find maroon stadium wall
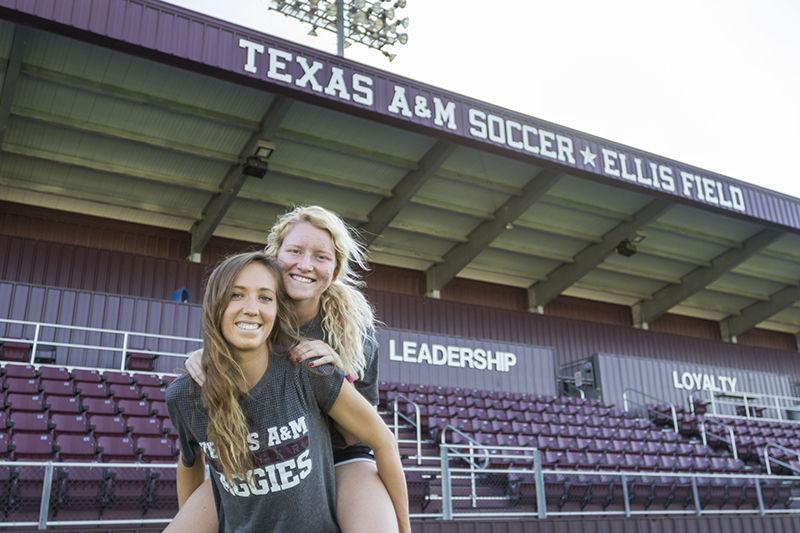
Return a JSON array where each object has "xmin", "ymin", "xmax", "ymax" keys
[
  {"xmin": 3, "ymin": 279, "xmax": 800, "ymax": 391},
  {"xmin": 2, "ymin": 201, "xmax": 797, "ymax": 354}
]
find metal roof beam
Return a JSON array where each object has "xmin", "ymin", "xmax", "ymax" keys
[
  {"xmin": 527, "ymin": 199, "xmax": 672, "ymax": 310},
  {"xmin": 189, "ymin": 97, "xmax": 292, "ymax": 259},
  {"xmin": 2, "ymin": 141, "xmax": 218, "ymax": 192},
  {"xmin": 12, "ymin": 105, "xmax": 238, "ymax": 163},
  {"xmin": 0, "ymin": 25, "xmax": 28, "ymax": 145},
  {"xmin": 425, "ymin": 169, "xmax": 562, "ymax": 295},
  {"xmin": 633, "ymin": 228, "xmax": 783, "ymax": 325},
  {"xmin": 360, "ymin": 140, "xmax": 455, "ymax": 246},
  {"xmin": 721, "ymin": 284, "xmax": 800, "ymax": 340},
  {"xmin": 23, "ymin": 64, "xmax": 259, "ymax": 131}
]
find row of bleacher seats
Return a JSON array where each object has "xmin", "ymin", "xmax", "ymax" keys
[
  {"xmin": 2, "ymin": 432, "xmax": 176, "ymax": 463},
  {"xmin": 1, "ymin": 364, "xmax": 180, "ymax": 467},
  {"xmin": 4, "ymin": 393, "xmax": 170, "ymax": 418}
]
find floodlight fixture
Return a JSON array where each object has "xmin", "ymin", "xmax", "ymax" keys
[
  {"xmin": 270, "ymin": 0, "xmax": 410, "ymax": 58},
  {"xmin": 243, "ymin": 140, "xmax": 276, "ymax": 179}
]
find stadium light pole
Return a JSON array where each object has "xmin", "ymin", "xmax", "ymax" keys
[{"xmin": 270, "ymin": 0, "xmax": 410, "ymax": 60}]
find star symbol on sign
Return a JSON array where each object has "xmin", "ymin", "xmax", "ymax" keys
[{"xmin": 580, "ymin": 146, "xmax": 597, "ymax": 167}]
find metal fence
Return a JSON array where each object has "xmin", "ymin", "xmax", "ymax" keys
[
  {"xmin": 428, "ymin": 444, "xmax": 800, "ymax": 520},
  {"xmin": 0, "ymin": 317, "xmax": 201, "ymax": 373},
  {"xmin": 0, "ymin": 460, "xmax": 177, "ymax": 530}
]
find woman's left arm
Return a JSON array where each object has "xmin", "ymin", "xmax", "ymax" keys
[{"xmin": 328, "ymin": 382, "xmax": 411, "ymax": 533}]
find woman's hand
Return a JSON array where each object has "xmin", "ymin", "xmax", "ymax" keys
[
  {"xmin": 289, "ymin": 339, "xmax": 344, "ymax": 369},
  {"xmin": 184, "ymin": 349, "xmax": 206, "ymax": 386}
]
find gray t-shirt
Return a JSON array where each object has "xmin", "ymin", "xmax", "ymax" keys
[
  {"xmin": 300, "ymin": 315, "xmax": 379, "ymax": 451},
  {"xmin": 166, "ymin": 352, "xmax": 345, "ymax": 533}
]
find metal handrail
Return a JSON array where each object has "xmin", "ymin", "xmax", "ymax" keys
[
  {"xmin": 439, "ymin": 425, "xmax": 491, "ymax": 470},
  {"xmin": 392, "ymin": 393, "xmax": 422, "ymax": 465},
  {"xmin": 623, "ymin": 388, "xmax": 679, "ymax": 432},
  {"xmin": 699, "ymin": 419, "xmax": 738, "ymax": 460},
  {"xmin": 694, "ymin": 388, "xmax": 800, "ymax": 422},
  {"xmin": 0, "ymin": 460, "xmax": 177, "ymax": 530},
  {"xmin": 435, "ymin": 443, "xmax": 800, "ymax": 520},
  {"xmin": 0, "ymin": 317, "xmax": 201, "ymax": 371},
  {"xmin": 763, "ymin": 442, "xmax": 800, "ymax": 476}
]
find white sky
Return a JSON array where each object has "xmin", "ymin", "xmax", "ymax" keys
[{"xmin": 164, "ymin": 0, "xmax": 800, "ymax": 199}]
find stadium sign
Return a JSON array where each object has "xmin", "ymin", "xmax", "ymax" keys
[
  {"xmin": 238, "ymin": 37, "xmax": 749, "ymax": 215},
  {"xmin": 387, "ymin": 338, "xmax": 517, "ymax": 373},
  {"xmin": 377, "ymin": 328, "xmax": 556, "ymax": 394},
  {"xmin": 671, "ymin": 370, "xmax": 737, "ymax": 393}
]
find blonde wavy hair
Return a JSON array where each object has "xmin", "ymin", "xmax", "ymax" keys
[
  {"xmin": 265, "ymin": 205, "xmax": 375, "ymax": 379},
  {"xmin": 200, "ymin": 252, "xmax": 299, "ymax": 482}
]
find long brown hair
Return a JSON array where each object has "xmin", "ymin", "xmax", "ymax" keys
[
  {"xmin": 264, "ymin": 205, "xmax": 375, "ymax": 378},
  {"xmin": 200, "ymin": 252, "xmax": 298, "ymax": 482}
]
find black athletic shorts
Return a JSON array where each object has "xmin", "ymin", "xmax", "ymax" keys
[{"xmin": 333, "ymin": 443, "xmax": 375, "ymax": 466}]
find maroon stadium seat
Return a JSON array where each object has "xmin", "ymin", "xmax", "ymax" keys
[
  {"xmin": 161, "ymin": 418, "xmax": 177, "ymax": 440},
  {"xmin": 55, "ymin": 434, "xmax": 97, "ymax": 461},
  {"xmin": 2, "ymin": 364, "xmax": 37, "ymax": 379},
  {"xmin": 137, "ymin": 436, "xmax": 175, "ymax": 462},
  {"xmin": 102, "ymin": 371, "xmax": 133, "ymax": 385},
  {"xmin": 2, "ymin": 377, "xmax": 40, "ymax": 394},
  {"xmin": 161, "ymin": 375, "xmax": 177, "ymax": 385},
  {"xmin": 40, "ymin": 379, "xmax": 75, "ymax": 396},
  {"xmin": 53, "ymin": 468, "xmax": 110, "ymax": 519},
  {"xmin": 7, "ymin": 466, "xmax": 47, "ymax": 520},
  {"xmin": 151, "ymin": 401, "xmax": 169, "ymax": 419},
  {"xmin": 97, "ymin": 436, "xmax": 138, "ymax": 462},
  {"xmin": 8, "ymin": 411, "xmax": 50, "ymax": 432},
  {"xmin": 38, "ymin": 366, "xmax": 70, "ymax": 382},
  {"xmin": 140, "ymin": 385, "xmax": 166, "ymax": 401},
  {"xmin": 108, "ymin": 384, "xmax": 142, "ymax": 400},
  {"xmin": 128, "ymin": 416, "xmax": 162, "ymax": 437},
  {"xmin": 83, "ymin": 397, "xmax": 117, "ymax": 415},
  {"xmin": 89, "ymin": 414, "xmax": 127, "ymax": 436},
  {"xmin": 597, "ymin": 452, "xmax": 622, "ymax": 470},
  {"xmin": 49, "ymin": 395, "xmax": 83, "ymax": 414},
  {"xmin": 0, "ymin": 342, "xmax": 30, "ymax": 362},
  {"xmin": 51, "ymin": 413, "xmax": 89, "ymax": 435},
  {"xmin": 117, "ymin": 399, "xmax": 152, "ymax": 417},
  {"xmin": 71, "ymin": 368, "xmax": 103, "ymax": 383},
  {"xmin": 132, "ymin": 373, "xmax": 163, "ymax": 387},
  {"xmin": 76, "ymin": 382, "xmax": 110, "ymax": 398},
  {"xmin": 5, "ymin": 392, "xmax": 46, "ymax": 411},
  {"xmin": 149, "ymin": 467, "xmax": 177, "ymax": 512},
  {"xmin": 641, "ymin": 454, "xmax": 659, "ymax": 470},
  {"xmin": 11, "ymin": 432, "xmax": 54, "ymax": 460}
]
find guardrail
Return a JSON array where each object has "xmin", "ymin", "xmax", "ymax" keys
[
  {"xmin": 435, "ymin": 444, "xmax": 800, "ymax": 519},
  {"xmin": 0, "ymin": 317, "xmax": 200, "ymax": 372},
  {"xmin": 392, "ymin": 393, "xmax": 423, "ymax": 465},
  {"xmin": 700, "ymin": 419, "xmax": 739, "ymax": 460},
  {"xmin": 0, "ymin": 460, "xmax": 177, "ymax": 530},
  {"xmin": 692, "ymin": 389, "xmax": 800, "ymax": 423},
  {"xmin": 764, "ymin": 443, "xmax": 800, "ymax": 476},
  {"xmin": 623, "ymin": 388, "xmax": 679, "ymax": 432}
]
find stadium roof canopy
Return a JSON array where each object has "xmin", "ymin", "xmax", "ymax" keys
[{"xmin": 1, "ymin": 0, "xmax": 799, "ymax": 339}]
